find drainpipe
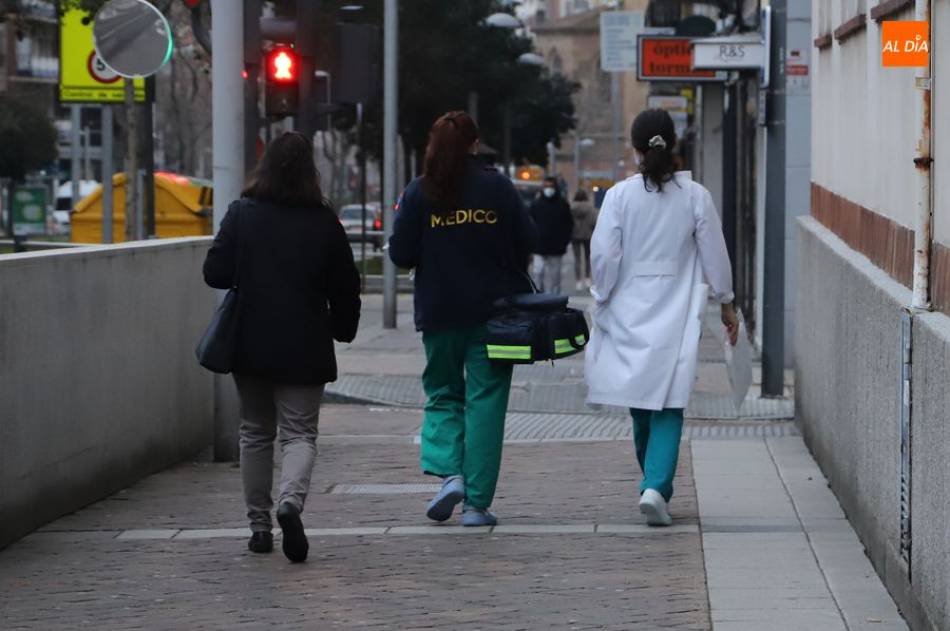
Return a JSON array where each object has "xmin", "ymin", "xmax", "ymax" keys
[{"xmin": 911, "ymin": 0, "xmax": 933, "ymax": 311}]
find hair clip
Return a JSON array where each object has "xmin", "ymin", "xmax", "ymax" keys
[{"xmin": 648, "ymin": 135, "xmax": 667, "ymax": 149}]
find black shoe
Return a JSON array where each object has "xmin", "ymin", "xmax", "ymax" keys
[
  {"xmin": 248, "ymin": 531, "xmax": 273, "ymax": 553},
  {"xmin": 276, "ymin": 502, "xmax": 309, "ymax": 563}
]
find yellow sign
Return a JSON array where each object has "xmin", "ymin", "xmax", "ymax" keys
[{"xmin": 59, "ymin": 9, "xmax": 146, "ymax": 103}]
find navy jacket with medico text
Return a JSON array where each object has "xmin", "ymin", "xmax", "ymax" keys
[{"xmin": 388, "ymin": 158, "xmax": 539, "ymax": 332}]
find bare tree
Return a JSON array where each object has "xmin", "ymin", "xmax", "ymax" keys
[{"xmin": 155, "ymin": 2, "xmax": 211, "ymax": 177}]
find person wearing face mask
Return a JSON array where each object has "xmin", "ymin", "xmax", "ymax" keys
[{"xmin": 528, "ymin": 177, "xmax": 573, "ymax": 294}]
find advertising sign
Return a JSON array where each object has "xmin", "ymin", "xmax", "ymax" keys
[
  {"xmin": 600, "ymin": 11, "xmax": 644, "ymax": 72},
  {"xmin": 637, "ymin": 36, "xmax": 726, "ymax": 82},
  {"xmin": 59, "ymin": 8, "xmax": 146, "ymax": 103},
  {"xmin": 12, "ymin": 186, "xmax": 47, "ymax": 236},
  {"xmin": 692, "ymin": 36, "xmax": 767, "ymax": 70}
]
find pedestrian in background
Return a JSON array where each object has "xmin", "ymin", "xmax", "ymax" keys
[
  {"xmin": 529, "ymin": 176, "xmax": 573, "ymax": 294},
  {"xmin": 570, "ymin": 188, "xmax": 598, "ymax": 291},
  {"xmin": 389, "ymin": 111, "xmax": 538, "ymax": 527},
  {"xmin": 203, "ymin": 132, "xmax": 361, "ymax": 562},
  {"xmin": 585, "ymin": 109, "xmax": 738, "ymax": 527}
]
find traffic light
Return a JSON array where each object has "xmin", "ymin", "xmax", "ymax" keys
[{"xmin": 264, "ymin": 46, "xmax": 299, "ymax": 117}]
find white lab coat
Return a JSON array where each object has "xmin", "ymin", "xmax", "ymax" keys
[{"xmin": 585, "ymin": 172, "xmax": 734, "ymax": 411}]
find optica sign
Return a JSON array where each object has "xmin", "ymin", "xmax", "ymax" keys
[{"xmin": 637, "ymin": 36, "xmax": 726, "ymax": 82}]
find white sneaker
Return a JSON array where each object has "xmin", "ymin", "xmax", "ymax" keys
[{"xmin": 639, "ymin": 489, "xmax": 673, "ymax": 527}]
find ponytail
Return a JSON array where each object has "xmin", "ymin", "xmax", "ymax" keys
[
  {"xmin": 631, "ymin": 108, "xmax": 677, "ymax": 192},
  {"xmin": 422, "ymin": 111, "xmax": 479, "ymax": 206}
]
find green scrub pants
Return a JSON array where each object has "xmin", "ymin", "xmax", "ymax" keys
[
  {"xmin": 421, "ymin": 326, "xmax": 513, "ymax": 509},
  {"xmin": 631, "ymin": 408, "xmax": 684, "ymax": 502}
]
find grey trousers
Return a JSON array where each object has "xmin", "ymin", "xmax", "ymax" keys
[
  {"xmin": 234, "ymin": 375, "xmax": 325, "ymax": 533},
  {"xmin": 532, "ymin": 254, "xmax": 563, "ymax": 294}
]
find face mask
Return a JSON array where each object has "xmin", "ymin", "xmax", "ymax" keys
[{"xmin": 543, "ymin": 187, "xmax": 556, "ymax": 198}]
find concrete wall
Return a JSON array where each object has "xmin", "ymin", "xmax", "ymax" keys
[
  {"xmin": 935, "ymin": 0, "xmax": 950, "ymax": 248},
  {"xmin": 811, "ymin": 1, "xmax": 918, "ymax": 231},
  {"xmin": 910, "ymin": 311, "xmax": 950, "ymax": 627},
  {"xmin": 0, "ymin": 238, "xmax": 215, "ymax": 548},
  {"xmin": 796, "ymin": 216, "xmax": 940, "ymax": 631}
]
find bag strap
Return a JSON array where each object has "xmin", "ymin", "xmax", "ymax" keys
[{"xmin": 499, "ymin": 200, "xmax": 539, "ymax": 297}]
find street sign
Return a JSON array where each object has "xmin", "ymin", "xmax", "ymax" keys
[
  {"xmin": 692, "ymin": 36, "xmax": 767, "ymax": 70},
  {"xmin": 599, "ymin": 11, "xmax": 644, "ymax": 72},
  {"xmin": 637, "ymin": 36, "xmax": 726, "ymax": 82},
  {"xmin": 93, "ymin": 0, "xmax": 174, "ymax": 78},
  {"xmin": 12, "ymin": 186, "xmax": 47, "ymax": 236},
  {"xmin": 59, "ymin": 8, "xmax": 145, "ymax": 103}
]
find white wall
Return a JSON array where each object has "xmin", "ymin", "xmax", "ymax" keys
[
  {"xmin": 0, "ymin": 239, "xmax": 215, "ymax": 548},
  {"xmin": 811, "ymin": 2, "xmax": 918, "ymax": 230}
]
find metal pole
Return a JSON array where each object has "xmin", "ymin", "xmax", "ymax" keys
[
  {"xmin": 82, "ymin": 128, "xmax": 91, "ymax": 180},
  {"xmin": 762, "ymin": 0, "xmax": 787, "ymax": 397},
  {"xmin": 695, "ymin": 84, "xmax": 704, "ymax": 182},
  {"xmin": 142, "ymin": 76, "xmax": 156, "ymax": 238},
  {"xmin": 382, "ymin": 0, "xmax": 398, "ymax": 328},
  {"xmin": 358, "ymin": 102, "xmax": 367, "ymax": 292},
  {"xmin": 722, "ymin": 82, "xmax": 738, "ymax": 265},
  {"xmin": 211, "ymin": 0, "xmax": 246, "ymax": 462},
  {"xmin": 244, "ymin": 62, "xmax": 259, "ymax": 172},
  {"xmin": 70, "ymin": 105, "xmax": 81, "ymax": 209},
  {"xmin": 911, "ymin": 0, "xmax": 933, "ymax": 311},
  {"xmin": 102, "ymin": 106, "xmax": 114, "ymax": 244},
  {"xmin": 610, "ymin": 71, "xmax": 621, "ymax": 182},
  {"xmin": 123, "ymin": 79, "xmax": 138, "ymax": 241}
]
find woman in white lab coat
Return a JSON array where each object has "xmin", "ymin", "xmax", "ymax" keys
[{"xmin": 585, "ymin": 109, "xmax": 739, "ymax": 527}]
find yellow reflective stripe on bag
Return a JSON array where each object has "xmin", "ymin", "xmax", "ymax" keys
[
  {"xmin": 553, "ymin": 335, "xmax": 588, "ymax": 355},
  {"xmin": 487, "ymin": 345, "xmax": 532, "ymax": 360}
]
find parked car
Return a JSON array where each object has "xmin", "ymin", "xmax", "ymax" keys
[
  {"xmin": 337, "ymin": 202, "xmax": 383, "ymax": 249},
  {"xmin": 54, "ymin": 180, "xmax": 99, "ymax": 235}
]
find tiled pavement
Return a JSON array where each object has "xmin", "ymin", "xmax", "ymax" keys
[
  {"xmin": 1, "ymin": 406, "xmax": 711, "ymax": 630},
  {"xmin": 0, "ymin": 295, "xmax": 905, "ymax": 630}
]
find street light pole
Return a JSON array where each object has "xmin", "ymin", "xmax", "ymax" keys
[
  {"xmin": 211, "ymin": 0, "xmax": 246, "ymax": 461},
  {"xmin": 382, "ymin": 0, "xmax": 399, "ymax": 328}
]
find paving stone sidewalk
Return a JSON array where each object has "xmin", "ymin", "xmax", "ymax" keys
[
  {"xmin": 0, "ymin": 298, "xmax": 904, "ymax": 630},
  {"xmin": 0, "ymin": 405, "xmax": 711, "ymax": 630}
]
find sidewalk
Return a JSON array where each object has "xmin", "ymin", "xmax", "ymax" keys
[{"xmin": 0, "ymin": 298, "xmax": 905, "ymax": 630}]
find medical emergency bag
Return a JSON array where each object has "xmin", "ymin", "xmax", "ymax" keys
[{"xmin": 486, "ymin": 291, "xmax": 590, "ymax": 364}]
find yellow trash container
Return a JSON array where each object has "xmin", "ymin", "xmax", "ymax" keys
[{"xmin": 71, "ymin": 172, "xmax": 214, "ymax": 244}]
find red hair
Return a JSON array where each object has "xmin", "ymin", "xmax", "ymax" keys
[{"xmin": 422, "ymin": 111, "xmax": 478, "ymax": 206}]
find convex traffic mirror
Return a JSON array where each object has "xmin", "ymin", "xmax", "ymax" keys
[{"xmin": 93, "ymin": 0, "xmax": 173, "ymax": 78}]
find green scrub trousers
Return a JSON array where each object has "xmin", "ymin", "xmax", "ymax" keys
[
  {"xmin": 631, "ymin": 408, "xmax": 684, "ymax": 502},
  {"xmin": 421, "ymin": 325, "xmax": 513, "ymax": 509}
]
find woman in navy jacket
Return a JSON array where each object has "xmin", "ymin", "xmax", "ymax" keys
[{"xmin": 389, "ymin": 111, "xmax": 537, "ymax": 527}]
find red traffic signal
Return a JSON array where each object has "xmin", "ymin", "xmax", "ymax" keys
[{"xmin": 267, "ymin": 47, "xmax": 298, "ymax": 84}]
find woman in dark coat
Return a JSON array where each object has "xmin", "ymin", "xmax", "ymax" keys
[
  {"xmin": 203, "ymin": 131, "xmax": 361, "ymax": 562},
  {"xmin": 388, "ymin": 111, "xmax": 538, "ymax": 527}
]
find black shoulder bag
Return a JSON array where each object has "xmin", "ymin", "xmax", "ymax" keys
[
  {"xmin": 485, "ymin": 206, "xmax": 589, "ymax": 364},
  {"xmin": 195, "ymin": 204, "xmax": 243, "ymax": 373}
]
